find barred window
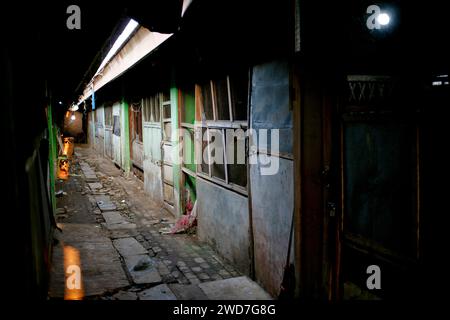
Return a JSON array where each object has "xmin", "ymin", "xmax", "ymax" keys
[
  {"xmin": 196, "ymin": 70, "xmax": 249, "ymax": 192},
  {"xmin": 104, "ymin": 106, "xmax": 113, "ymax": 126},
  {"xmin": 142, "ymin": 95, "xmax": 161, "ymax": 123},
  {"xmin": 113, "ymin": 115, "xmax": 120, "ymax": 136},
  {"xmin": 130, "ymin": 102, "xmax": 143, "ymax": 143}
]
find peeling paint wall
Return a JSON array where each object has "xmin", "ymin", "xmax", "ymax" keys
[
  {"xmin": 197, "ymin": 178, "xmax": 251, "ymax": 274},
  {"xmin": 249, "ymin": 60, "xmax": 294, "ymax": 297}
]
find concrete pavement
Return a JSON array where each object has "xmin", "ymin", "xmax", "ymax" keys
[{"xmin": 48, "ymin": 145, "xmax": 272, "ymax": 300}]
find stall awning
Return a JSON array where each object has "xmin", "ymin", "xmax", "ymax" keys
[{"xmin": 78, "ymin": 24, "xmax": 172, "ymax": 104}]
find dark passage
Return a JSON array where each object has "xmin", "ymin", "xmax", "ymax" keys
[{"xmin": 2, "ymin": 0, "xmax": 448, "ymax": 304}]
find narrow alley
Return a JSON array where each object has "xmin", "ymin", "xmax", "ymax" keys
[
  {"xmin": 48, "ymin": 145, "xmax": 270, "ymax": 300},
  {"xmin": 3, "ymin": 0, "xmax": 449, "ymax": 310}
]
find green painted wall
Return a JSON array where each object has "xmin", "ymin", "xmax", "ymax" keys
[
  {"xmin": 183, "ymin": 90, "xmax": 195, "ymax": 124},
  {"xmin": 121, "ymin": 99, "xmax": 131, "ymax": 173},
  {"xmin": 181, "ymin": 86, "xmax": 197, "ymax": 211},
  {"xmin": 182, "ymin": 88, "xmax": 196, "ymax": 174},
  {"xmin": 183, "ymin": 128, "xmax": 196, "ymax": 173},
  {"xmin": 170, "ymin": 84, "xmax": 181, "ymax": 216},
  {"xmin": 46, "ymin": 104, "xmax": 57, "ymax": 214},
  {"xmin": 185, "ymin": 175, "xmax": 196, "ymax": 204}
]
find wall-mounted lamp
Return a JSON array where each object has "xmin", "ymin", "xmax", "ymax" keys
[
  {"xmin": 366, "ymin": 5, "xmax": 392, "ymax": 30},
  {"xmin": 377, "ymin": 13, "xmax": 390, "ymax": 26}
]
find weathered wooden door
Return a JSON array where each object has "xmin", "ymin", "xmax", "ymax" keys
[
  {"xmin": 104, "ymin": 106, "xmax": 113, "ymax": 159},
  {"xmin": 112, "ymin": 102, "xmax": 122, "ymax": 167},
  {"xmin": 129, "ymin": 101, "xmax": 144, "ymax": 179},
  {"xmin": 335, "ymin": 75, "xmax": 421, "ymax": 299},
  {"xmin": 95, "ymin": 107, "xmax": 105, "ymax": 155},
  {"xmin": 160, "ymin": 94, "xmax": 174, "ymax": 213}
]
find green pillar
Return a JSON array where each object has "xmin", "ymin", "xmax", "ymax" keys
[
  {"xmin": 121, "ymin": 98, "xmax": 131, "ymax": 173},
  {"xmin": 170, "ymin": 70, "xmax": 181, "ymax": 217},
  {"xmin": 47, "ymin": 103, "xmax": 57, "ymax": 214}
]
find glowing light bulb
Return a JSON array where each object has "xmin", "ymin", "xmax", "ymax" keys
[{"xmin": 377, "ymin": 13, "xmax": 390, "ymax": 26}]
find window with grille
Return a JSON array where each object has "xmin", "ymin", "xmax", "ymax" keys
[
  {"xmin": 196, "ymin": 70, "xmax": 249, "ymax": 193},
  {"xmin": 104, "ymin": 107, "xmax": 113, "ymax": 126},
  {"xmin": 142, "ymin": 95, "xmax": 162, "ymax": 124},
  {"xmin": 113, "ymin": 115, "xmax": 120, "ymax": 136},
  {"xmin": 131, "ymin": 102, "xmax": 143, "ymax": 143}
]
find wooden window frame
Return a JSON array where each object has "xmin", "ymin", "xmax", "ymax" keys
[
  {"xmin": 142, "ymin": 95, "xmax": 162, "ymax": 125},
  {"xmin": 104, "ymin": 106, "xmax": 113, "ymax": 127},
  {"xmin": 194, "ymin": 71, "xmax": 250, "ymax": 195},
  {"xmin": 162, "ymin": 100, "xmax": 172, "ymax": 142},
  {"xmin": 131, "ymin": 102, "xmax": 143, "ymax": 143}
]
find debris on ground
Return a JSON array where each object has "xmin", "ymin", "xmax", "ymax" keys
[
  {"xmin": 159, "ymin": 227, "xmax": 172, "ymax": 234},
  {"xmin": 55, "ymin": 207, "xmax": 67, "ymax": 215},
  {"xmin": 171, "ymin": 200, "xmax": 197, "ymax": 234},
  {"xmin": 133, "ymin": 256, "xmax": 154, "ymax": 271},
  {"xmin": 55, "ymin": 190, "xmax": 67, "ymax": 197},
  {"xmin": 49, "ymin": 146, "xmax": 249, "ymax": 300}
]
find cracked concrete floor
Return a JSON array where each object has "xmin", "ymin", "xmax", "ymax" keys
[{"xmin": 48, "ymin": 145, "xmax": 271, "ymax": 300}]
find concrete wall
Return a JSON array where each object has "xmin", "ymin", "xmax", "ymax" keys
[
  {"xmin": 197, "ymin": 178, "xmax": 251, "ymax": 274},
  {"xmin": 250, "ymin": 157, "xmax": 294, "ymax": 296},
  {"xmin": 249, "ymin": 60, "xmax": 294, "ymax": 297}
]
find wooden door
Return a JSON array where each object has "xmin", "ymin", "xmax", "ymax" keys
[
  {"xmin": 161, "ymin": 94, "xmax": 175, "ymax": 213},
  {"xmin": 112, "ymin": 102, "xmax": 122, "ymax": 167},
  {"xmin": 335, "ymin": 75, "xmax": 421, "ymax": 299},
  {"xmin": 104, "ymin": 106, "xmax": 113, "ymax": 159},
  {"xmin": 129, "ymin": 102, "xmax": 144, "ymax": 177}
]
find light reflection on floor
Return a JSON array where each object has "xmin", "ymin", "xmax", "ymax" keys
[{"xmin": 64, "ymin": 245, "xmax": 84, "ymax": 300}]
